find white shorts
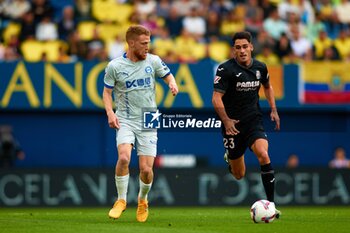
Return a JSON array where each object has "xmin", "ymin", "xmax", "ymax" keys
[{"xmin": 116, "ymin": 120, "xmax": 157, "ymax": 156}]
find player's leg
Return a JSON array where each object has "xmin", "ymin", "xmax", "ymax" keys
[
  {"xmin": 135, "ymin": 130, "xmax": 157, "ymax": 222},
  {"xmin": 251, "ymin": 138, "xmax": 281, "ymax": 218},
  {"xmin": 251, "ymin": 138, "xmax": 274, "ymax": 201},
  {"xmin": 228, "ymin": 155, "xmax": 246, "ymax": 180},
  {"xmin": 109, "ymin": 125, "xmax": 135, "ymax": 219},
  {"xmin": 223, "ymin": 133, "xmax": 246, "ymax": 179}
]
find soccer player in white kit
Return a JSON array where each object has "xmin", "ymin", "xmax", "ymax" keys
[{"xmin": 103, "ymin": 25, "xmax": 178, "ymax": 222}]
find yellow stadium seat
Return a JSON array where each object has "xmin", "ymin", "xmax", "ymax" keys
[
  {"xmin": 208, "ymin": 41, "xmax": 231, "ymax": 62},
  {"xmin": 97, "ymin": 23, "xmax": 121, "ymax": 42},
  {"xmin": 21, "ymin": 40, "xmax": 45, "ymax": 62},
  {"xmin": 3, "ymin": 22, "xmax": 21, "ymax": 44},
  {"xmin": 92, "ymin": 1, "xmax": 133, "ymax": 23},
  {"xmin": 77, "ymin": 21, "xmax": 97, "ymax": 41},
  {"xmin": 43, "ymin": 40, "xmax": 68, "ymax": 62}
]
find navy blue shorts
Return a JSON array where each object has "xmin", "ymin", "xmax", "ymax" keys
[{"xmin": 221, "ymin": 117, "xmax": 268, "ymax": 160}]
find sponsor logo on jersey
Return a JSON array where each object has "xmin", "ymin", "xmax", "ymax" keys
[
  {"xmin": 126, "ymin": 77, "xmax": 151, "ymax": 88},
  {"xmin": 236, "ymin": 81, "xmax": 260, "ymax": 91},
  {"xmin": 214, "ymin": 76, "xmax": 221, "ymax": 84},
  {"xmin": 236, "ymin": 81, "xmax": 260, "ymax": 88},
  {"xmin": 236, "ymin": 72, "xmax": 242, "ymax": 77}
]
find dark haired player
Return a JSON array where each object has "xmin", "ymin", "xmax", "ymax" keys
[{"xmin": 212, "ymin": 31, "xmax": 281, "ymax": 217}]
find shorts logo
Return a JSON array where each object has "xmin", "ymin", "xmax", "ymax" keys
[{"xmin": 143, "ymin": 109, "xmax": 162, "ymax": 129}]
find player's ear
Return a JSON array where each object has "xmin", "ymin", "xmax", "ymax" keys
[{"xmin": 250, "ymin": 43, "xmax": 254, "ymax": 51}]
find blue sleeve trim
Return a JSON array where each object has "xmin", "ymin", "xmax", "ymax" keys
[
  {"xmin": 104, "ymin": 83, "xmax": 114, "ymax": 89},
  {"xmin": 159, "ymin": 72, "xmax": 171, "ymax": 79}
]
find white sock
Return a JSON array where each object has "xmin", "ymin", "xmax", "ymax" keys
[
  {"xmin": 138, "ymin": 179, "xmax": 152, "ymax": 200},
  {"xmin": 115, "ymin": 174, "xmax": 129, "ymax": 201}
]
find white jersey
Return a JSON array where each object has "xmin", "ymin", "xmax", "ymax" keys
[{"xmin": 104, "ymin": 53, "xmax": 171, "ymax": 120}]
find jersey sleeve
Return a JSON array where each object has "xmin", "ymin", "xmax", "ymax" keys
[
  {"xmin": 152, "ymin": 55, "xmax": 171, "ymax": 79},
  {"xmin": 260, "ymin": 63, "xmax": 269, "ymax": 85},
  {"xmin": 213, "ymin": 64, "xmax": 230, "ymax": 93},
  {"xmin": 104, "ymin": 61, "xmax": 116, "ymax": 89}
]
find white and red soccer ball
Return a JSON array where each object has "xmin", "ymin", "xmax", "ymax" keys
[{"xmin": 250, "ymin": 200, "xmax": 276, "ymax": 223}]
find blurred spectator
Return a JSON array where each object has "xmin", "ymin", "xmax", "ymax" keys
[
  {"xmin": 182, "ymin": 6, "xmax": 206, "ymax": 42},
  {"xmin": 134, "ymin": 0, "xmax": 156, "ymax": 21},
  {"xmin": 0, "ymin": 125, "xmax": 25, "ymax": 168},
  {"xmin": 205, "ymin": 10, "xmax": 221, "ymax": 41},
  {"xmin": 286, "ymin": 12, "xmax": 307, "ymax": 41},
  {"xmin": 263, "ymin": 7, "xmax": 288, "ymax": 41},
  {"xmin": 165, "ymin": 6, "xmax": 183, "ymax": 38},
  {"xmin": 35, "ymin": 15, "xmax": 58, "ymax": 41},
  {"xmin": 74, "ymin": 0, "xmax": 91, "ymax": 22},
  {"xmin": 286, "ymin": 153, "xmax": 299, "ymax": 169},
  {"xmin": 67, "ymin": 30, "xmax": 87, "ymax": 60},
  {"xmin": 278, "ymin": 0, "xmax": 300, "ymax": 22},
  {"xmin": 85, "ymin": 28, "xmax": 105, "ymax": 61},
  {"xmin": 275, "ymin": 32, "xmax": 293, "ymax": 62},
  {"xmin": 172, "ymin": 0, "xmax": 199, "ymax": 17},
  {"xmin": 19, "ymin": 11, "xmax": 36, "ymax": 41},
  {"xmin": 152, "ymin": 27, "xmax": 175, "ymax": 60},
  {"xmin": 210, "ymin": 0, "xmax": 233, "ymax": 19},
  {"xmin": 297, "ymin": 0, "xmax": 315, "ymax": 25},
  {"xmin": 142, "ymin": 13, "xmax": 160, "ymax": 37},
  {"xmin": 252, "ymin": 29, "xmax": 275, "ymax": 56},
  {"xmin": 335, "ymin": 0, "xmax": 350, "ymax": 26},
  {"xmin": 244, "ymin": 0, "xmax": 264, "ymax": 38},
  {"xmin": 259, "ymin": 0, "xmax": 276, "ymax": 20},
  {"xmin": 107, "ymin": 34, "xmax": 126, "ymax": 60},
  {"xmin": 30, "ymin": 0, "xmax": 54, "ymax": 24},
  {"xmin": 175, "ymin": 29, "xmax": 204, "ymax": 63},
  {"xmin": 333, "ymin": 28, "xmax": 350, "ymax": 60},
  {"xmin": 57, "ymin": 5, "xmax": 76, "ymax": 41},
  {"xmin": 2, "ymin": 0, "xmax": 31, "ymax": 21},
  {"xmin": 306, "ymin": 12, "xmax": 326, "ymax": 43},
  {"xmin": 156, "ymin": 0, "xmax": 171, "ymax": 18},
  {"xmin": 290, "ymin": 24, "xmax": 312, "ymax": 60},
  {"xmin": 329, "ymin": 147, "xmax": 350, "ymax": 169},
  {"xmin": 313, "ymin": 30, "xmax": 333, "ymax": 59},
  {"xmin": 220, "ymin": 7, "xmax": 245, "ymax": 40},
  {"xmin": 255, "ymin": 44, "xmax": 280, "ymax": 65}
]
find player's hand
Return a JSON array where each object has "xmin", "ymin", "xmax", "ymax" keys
[
  {"xmin": 270, "ymin": 109, "xmax": 280, "ymax": 131},
  {"xmin": 169, "ymin": 81, "xmax": 178, "ymax": 96},
  {"xmin": 108, "ymin": 113, "xmax": 120, "ymax": 129},
  {"xmin": 224, "ymin": 119, "xmax": 240, "ymax": 135}
]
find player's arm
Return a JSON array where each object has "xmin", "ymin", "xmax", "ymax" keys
[
  {"xmin": 212, "ymin": 91, "xmax": 240, "ymax": 135},
  {"xmin": 163, "ymin": 73, "xmax": 178, "ymax": 96},
  {"xmin": 262, "ymin": 81, "xmax": 280, "ymax": 130},
  {"xmin": 103, "ymin": 87, "xmax": 120, "ymax": 129}
]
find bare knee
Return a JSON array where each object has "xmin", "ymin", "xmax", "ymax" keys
[
  {"xmin": 257, "ymin": 151, "xmax": 270, "ymax": 165},
  {"xmin": 117, "ymin": 153, "xmax": 130, "ymax": 167},
  {"xmin": 140, "ymin": 166, "xmax": 153, "ymax": 177}
]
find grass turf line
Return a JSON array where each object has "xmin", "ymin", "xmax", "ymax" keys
[{"xmin": 0, "ymin": 207, "xmax": 349, "ymax": 233}]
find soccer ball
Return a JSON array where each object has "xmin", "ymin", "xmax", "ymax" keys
[{"xmin": 250, "ymin": 200, "xmax": 276, "ymax": 223}]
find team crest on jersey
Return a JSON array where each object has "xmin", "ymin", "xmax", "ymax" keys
[
  {"xmin": 145, "ymin": 66, "xmax": 153, "ymax": 73},
  {"xmin": 214, "ymin": 76, "xmax": 221, "ymax": 84},
  {"xmin": 256, "ymin": 70, "xmax": 261, "ymax": 80}
]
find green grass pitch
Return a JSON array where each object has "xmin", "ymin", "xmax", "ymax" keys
[{"xmin": 0, "ymin": 206, "xmax": 349, "ymax": 233}]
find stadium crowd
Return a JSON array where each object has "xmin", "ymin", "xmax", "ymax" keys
[{"xmin": 1, "ymin": 0, "xmax": 350, "ymax": 63}]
